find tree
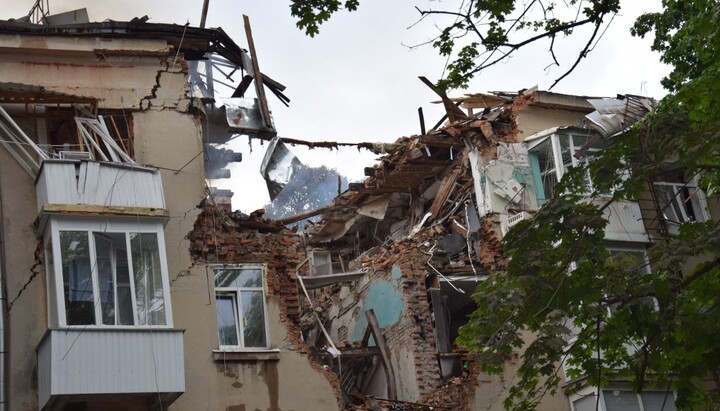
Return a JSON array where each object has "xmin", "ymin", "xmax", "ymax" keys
[
  {"xmin": 290, "ymin": 0, "xmax": 622, "ymax": 89},
  {"xmin": 454, "ymin": 1, "xmax": 720, "ymax": 409},
  {"xmin": 264, "ymin": 165, "xmax": 348, "ymax": 229},
  {"xmin": 291, "ymin": 0, "xmax": 720, "ymax": 409}
]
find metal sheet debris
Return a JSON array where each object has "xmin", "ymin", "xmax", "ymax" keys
[
  {"xmin": 585, "ymin": 95, "xmax": 655, "ymax": 138},
  {"xmin": 260, "ymin": 136, "xmax": 302, "ymax": 200},
  {"xmin": 221, "ymin": 98, "xmax": 274, "ymax": 133}
]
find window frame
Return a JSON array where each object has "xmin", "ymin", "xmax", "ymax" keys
[
  {"xmin": 45, "ymin": 215, "xmax": 173, "ymax": 329},
  {"xmin": 212, "ymin": 264, "xmax": 271, "ymax": 351},
  {"xmin": 569, "ymin": 386, "xmax": 677, "ymax": 411},
  {"xmin": 653, "ymin": 175, "xmax": 709, "ymax": 227},
  {"xmin": 529, "ymin": 130, "xmax": 609, "ymax": 201}
]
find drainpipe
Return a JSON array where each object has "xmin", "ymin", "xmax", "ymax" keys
[{"xmin": 0, "ymin": 170, "xmax": 7, "ymax": 411}]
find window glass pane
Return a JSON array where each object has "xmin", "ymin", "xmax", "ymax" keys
[
  {"xmin": 641, "ymin": 392, "xmax": 677, "ymax": 411},
  {"xmin": 116, "ymin": 248, "xmax": 134, "ymax": 325},
  {"xmin": 130, "ymin": 233, "xmax": 166, "ymax": 325},
  {"xmin": 573, "ymin": 394, "xmax": 598, "ymax": 411},
  {"xmin": 604, "ymin": 390, "xmax": 641, "ymax": 411},
  {"xmin": 689, "ymin": 191, "xmax": 706, "ymax": 222},
  {"xmin": 241, "ymin": 290, "xmax": 267, "ymax": 347},
  {"xmin": 215, "ymin": 268, "xmax": 263, "ymax": 288},
  {"xmin": 95, "ymin": 235, "xmax": 115, "ymax": 325},
  {"xmin": 216, "ymin": 295, "xmax": 239, "ymax": 346},
  {"xmin": 572, "ymin": 134, "xmax": 590, "ymax": 151},
  {"xmin": 560, "ymin": 135, "xmax": 572, "ymax": 173},
  {"xmin": 60, "ymin": 231, "xmax": 94, "ymax": 325},
  {"xmin": 680, "ymin": 186, "xmax": 697, "ymax": 221},
  {"xmin": 654, "ymin": 185, "xmax": 682, "ymax": 223},
  {"xmin": 536, "ymin": 141, "xmax": 558, "ymax": 200}
]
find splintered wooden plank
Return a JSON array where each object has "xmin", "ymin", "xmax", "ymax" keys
[
  {"xmin": 365, "ymin": 309, "xmax": 398, "ymax": 400},
  {"xmin": 418, "ymin": 134, "xmax": 465, "ymax": 148},
  {"xmin": 428, "ymin": 167, "xmax": 462, "ymax": 219},
  {"xmin": 243, "ymin": 15, "xmax": 272, "ymax": 129},
  {"xmin": 418, "ymin": 76, "xmax": 468, "ymax": 124}
]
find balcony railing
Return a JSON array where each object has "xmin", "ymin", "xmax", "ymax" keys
[{"xmin": 35, "ymin": 159, "xmax": 166, "ymax": 213}]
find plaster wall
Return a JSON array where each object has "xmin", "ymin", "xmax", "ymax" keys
[
  {"xmin": 0, "ymin": 48, "xmax": 199, "ymax": 410},
  {"xmin": 0, "ymin": 34, "xmax": 173, "ymax": 109},
  {"xmin": 171, "ymin": 265, "xmax": 339, "ymax": 411},
  {"xmin": 325, "ymin": 263, "xmax": 422, "ymax": 401},
  {"xmin": 0, "ymin": 139, "xmax": 47, "ymax": 411},
  {"xmin": 469, "ymin": 365, "xmax": 571, "ymax": 411},
  {"xmin": 469, "ymin": 332, "xmax": 571, "ymax": 411},
  {"xmin": 516, "ymin": 106, "xmax": 587, "ymax": 141}
]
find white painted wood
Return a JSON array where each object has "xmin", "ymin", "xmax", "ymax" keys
[
  {"xmin": 37, "ymin": 329, "xmax": 184, "ymax": 409},
  {"xmin": 36, "ymin": 160, "xmax": 165, "ymax": 211}
]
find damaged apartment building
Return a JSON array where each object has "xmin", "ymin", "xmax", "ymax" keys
[
  {"xmin": 0, "ymin": 5, "xmax": 714, "ymax": 411},
  {"xmin": 240, "ymin": 88, "xmax": 711, "ymax": 410},
  {"xmin": 0, "ymin": 5, "xmax": 343, "ymax": 411}
]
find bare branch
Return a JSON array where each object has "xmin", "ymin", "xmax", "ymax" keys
[{"xmin": 549, "ymin": 14, "xmax": 605, "ymax": 89}]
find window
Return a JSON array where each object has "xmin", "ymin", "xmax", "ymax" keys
[
  {"xmin": 571, "ymin": 389, "xmax": 676, "ymax": 411},
  {"xmin": 654, "ymin": 170, "xmax": 708, "ymax": 226},
  {"xmin": 47, "ymin": 217, "xmax": 171, "ymax": 327},
  {"xmin": 214, "ymin": 266, "xmax": 268, "ymax": 349},
  {"xmin": 529, "ymin": 130, "xmax": 608, "ymax": 202}
]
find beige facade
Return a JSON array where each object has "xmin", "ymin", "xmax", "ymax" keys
[{"xmin": 0, "ymin": 17, "xmax": 338, "ymax": 411}]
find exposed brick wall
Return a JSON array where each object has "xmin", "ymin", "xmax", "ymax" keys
[
  {"xmin": 394, "ymin": 249, "xmax": 442, "ymax": 395},
  {"xmin": 476, "ymin": 216, "xmax": 506, "ymax": 272},
  {"xmin": 187, "ymin": 204, "xmax": 304, "ymax": 323},
  {"xmin": 324, "ymin": 237, "xmax": 445, "ymax": 397},
  {"xmin": 186, "ymin": 203, "xmax": 342, "ymax": 401}
]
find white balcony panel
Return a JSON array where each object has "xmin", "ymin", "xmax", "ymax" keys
[
  {"xmin": 601, "ymin": 200, "xmax": 649, "ymax": 243},
  {"xmin": 36, "ymin": 160, "xmax": 165, "ymax": 212},
  {"xmin": 38, "ymin": 328, "xmax": 184, "ymax": 410}
]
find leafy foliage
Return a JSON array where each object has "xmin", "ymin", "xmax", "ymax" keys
[
  {"xmin": 290, "ymin": 0, "xmax": 359, "ymax": 37},
  {"xmin": 454, "ymin": 1, "xmax": 720, "ymax": 409},
  {"xmin": 290, "ymin": 0, "xmax": 621, "ymax": 90}
]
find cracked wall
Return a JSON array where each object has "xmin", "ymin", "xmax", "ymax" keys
[
  {"xmin": 182, "ymin": 204, "xmax": 342, "ymax": 411},
  {"xmin": 0, "ymin": 33, "xmax": 206, "ymax": 410}
]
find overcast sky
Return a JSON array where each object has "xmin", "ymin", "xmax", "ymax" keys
[{"xmin": 5, "ymin": 1, "xmax": 669, "ymax": 212}]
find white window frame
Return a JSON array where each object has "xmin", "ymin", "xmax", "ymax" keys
[
  {"xmin": 45, "ymin": 215, "xmax": 173, "ymax": 329},
  {"xmin": 213, "ymin": 264, "xmax": 270, "ymax": 351},
  {"xmin": 570, "ymin": 386, "xmax": 677, "ymax": 411},
  {"xmin": 528, "ymin": 129, "xmax": 616, "ymax": 200},
  {"xmin": 653, "ymin": 175, "xmax": 709, "ymax": 227}
]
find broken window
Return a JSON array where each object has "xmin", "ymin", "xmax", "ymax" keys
[
  {"xmin": 0, "ymin": 103, "xmax": 135, "ymax": 166},
  {"xmin": 48, "ymin": 218, "xmax": 171, "ymax": 327},
  {"xmin": 654, "ymin": 170, "xmax": 708, "ymax": 228},
  {"xmin": 529, "ymin": 130, "xmax": 607, "ymax": 202},
  {"xmin": 214, "ymin": 266, "xmax": 268, "ymax": 349}
]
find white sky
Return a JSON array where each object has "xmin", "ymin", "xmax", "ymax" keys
[{"xmin": 5, "ymin": 1, "xmax": 669, "ymax": 213}]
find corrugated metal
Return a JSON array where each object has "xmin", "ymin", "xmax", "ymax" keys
[
  {"xmin": 38, "ymin": 328, "xmax": 184, "ymax": 409},
  {"xmin": 36, "ymin": 160, "xmax": 165, "ymax": 211},
  {"xmin": 601, "ymin": 200, "xmax": 650, "ymax": 243},
  {"xmin": 37, "ymin": 333, "xmax": 52, "ymax": 408}
]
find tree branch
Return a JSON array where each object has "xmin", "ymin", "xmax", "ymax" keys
[{"xmin": 550, "ymin": 13, "xmax": 605, "ymax": 89}]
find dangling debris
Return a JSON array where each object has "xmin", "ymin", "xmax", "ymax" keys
[{"xmin": 260, "ymin": 136, "xmax": 302, "ymax": 200}]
